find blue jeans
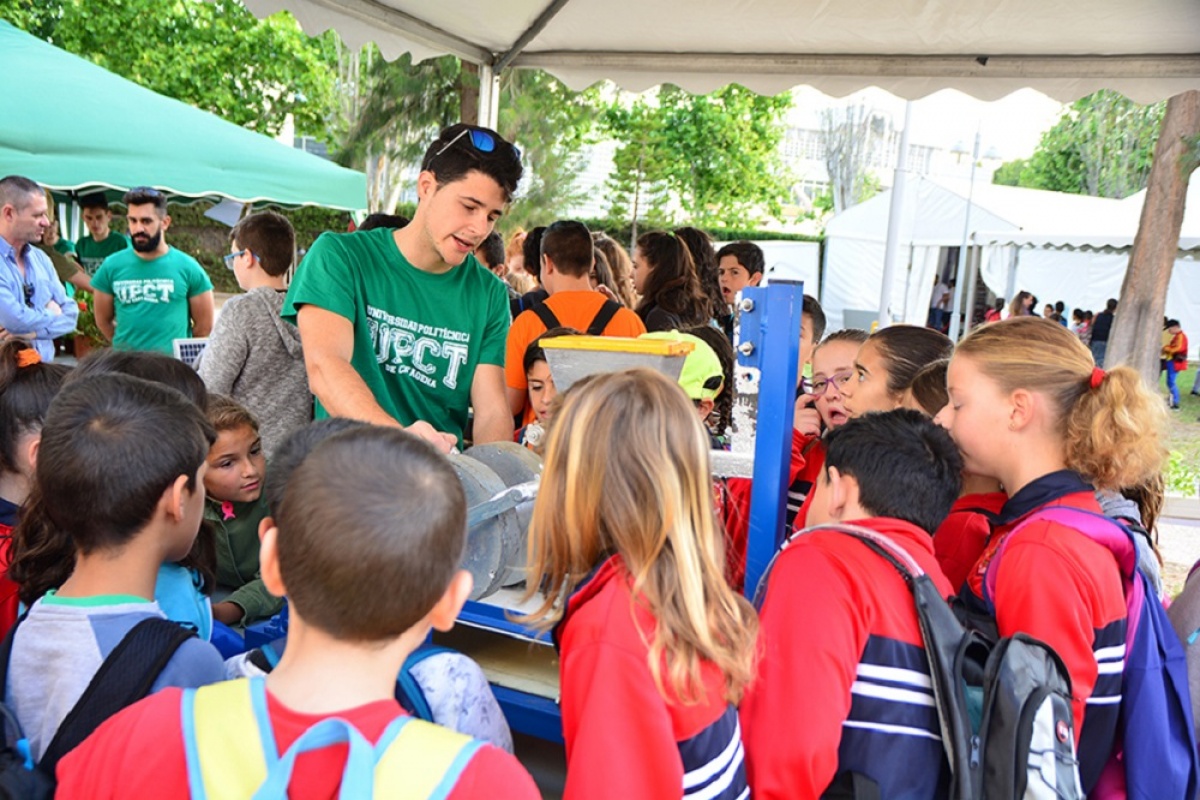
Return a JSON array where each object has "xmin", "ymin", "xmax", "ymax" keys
[
  {"xmin": 1165, "ymin": 360, "xmax": 1180, "ymax": 407},
  {"xmin": 1090, "ymin": 340, "xmax": 1107, "ymax": 368}
]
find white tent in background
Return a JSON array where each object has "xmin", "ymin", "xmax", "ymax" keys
[{"xmin": 821, "ymin": 179, "xmax": 1128, "ymax": 330}]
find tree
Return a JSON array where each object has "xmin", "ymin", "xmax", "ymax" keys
[
  {"xmin": 820, "ymin": 103, "xmax": 890, "ymax": 214},
  {"xmin": 603, "ymin": 84, "xmax": 792, "ymax": 231},
  {"xmin": 601, "ymin": 98, "xmax": 674, "ymax": 242},
  {"xmin": 1106, "ymin": 91, "xmax": 1200, "ymax": 383},
  {"xmin": 991, "ymin": 91, "xmax": 1165, "ymax": 199},
  {"xmin": 1, "ymin": 0, "xmax": 337, "ymax": 138}
]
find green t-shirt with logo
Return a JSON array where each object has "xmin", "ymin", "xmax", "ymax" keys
[
  {"xmin": 53, "ymin": 238, "xmax": 76, "ymax": 256},
  {"xmin": 283, "ymin": 228, "xmax": 510, "ymax": 445},
  {"xmin": 92, "ymin": 246, "xmax": 213, "ymax": 355},
  {"xmin": 76, "ymin": 233, "xmax": 130, "ymax": 275}
]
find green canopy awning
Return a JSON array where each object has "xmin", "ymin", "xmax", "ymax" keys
[{"xmin": 0, "ymin": 20, "xmax": 365, "ymax": 211}]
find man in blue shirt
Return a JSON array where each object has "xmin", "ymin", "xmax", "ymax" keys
[{"xmin": 0, "ymin": 176, "xmax": 78, "ymax": 361}]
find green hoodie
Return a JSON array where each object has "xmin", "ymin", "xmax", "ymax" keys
[{"xmin": 204, "ymin": 496, "xmax": 283, "ymax": 625}]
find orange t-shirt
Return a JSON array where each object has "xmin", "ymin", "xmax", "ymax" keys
[{"xmin": 504, "ymin": 291, "xmax": 646, "ymax": 419}]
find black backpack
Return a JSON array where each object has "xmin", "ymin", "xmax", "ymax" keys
[
  {"xmin": 530, "ymin": 299, "xmax": 622, "ymax": 337},
  {"xmin": 0, "ymin": 616, "xmax": 194, "ymax": 798},
  {"xmin": 755, "ymin": 523, "xmax": 1083, "ymax": 800}
]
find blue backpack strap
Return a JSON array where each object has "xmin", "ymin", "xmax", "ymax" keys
[{"xmin": 395, "ymin": 644, "xmax": 456, "ymax": 722}]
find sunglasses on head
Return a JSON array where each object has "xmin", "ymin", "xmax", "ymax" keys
[
  {"xmin": 432, "ymin": 127, "xmax": 521, "ymax": 161},
  {"xmin": 127, "ymin": 186, "xmax": 165, "ymax": 198}
]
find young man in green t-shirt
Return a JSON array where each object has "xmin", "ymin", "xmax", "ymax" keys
[
  {"xmin": 284, "ymin": 124, "xmax": 523, "ymax": 452},
  {"xmin": 92, "ymin": 187, "xmax": 214, "ymax": 355},
  {"xmin": 75, "ymin": 193, "xmax": 130, "ymax": 276}
]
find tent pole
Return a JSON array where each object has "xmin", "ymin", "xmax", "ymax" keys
[
  {"xmin": 963, "ymin": 243, "xmax": 980, "ymax": 330},
  {"xmin": 877, "ymin": 100, "xmax": 913, "ymax": 329},
  {"xmin": 479, "ymin": 63, "xmax": 501, "ymax": 131},
  {"xmin": 948, "ymin": 129, "xmax": 981, "ymax": 341}
]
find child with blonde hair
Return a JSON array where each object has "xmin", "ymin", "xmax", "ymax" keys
[
  {"xmin": 522, "ymin": 368, "xmax": 757, "ymax": 800},
  {"xmin": 935, "ymin": 316, "xmax": 1169, "ymax": 794}
]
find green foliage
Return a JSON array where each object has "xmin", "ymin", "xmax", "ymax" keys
[
  {"xmin": 991, "ymin": 91, "xmax": 1164, "ymax": 198},
  {"xmin": 603, "ymin": 84, "xmax": 792, "ymax": 230},
  {"xmin": 1166, "ymin": 450, "xmax": 1200, "ymax": 498},
  {"xmin": 571, "ymin": 217, "xmax": 820, "ymax": 248},
  {"xmin": 1, "ymin": 0, "xmax": 335, "ymax": 136}
]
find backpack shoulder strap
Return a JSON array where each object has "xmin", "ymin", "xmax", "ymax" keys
[
  {"xmin": 182, "ymin": 678, "xmax": 274, "ymax": 800},
  {"xmin": 395, "ymin": 645, "xmax": 457, "ymax": 722},
  {"xmin": 530, "ymin": 302, "xmax": 560, "ymax": 331},
  {"xmin": 40, "ymin": 617, "xmax": 195, "ymax": 773},
  {"xmin": 585, "ymin": 300, "xmax": 622, "ymax": 336},
  {"xmin": 374, "ymin": 716, "xmax": 485, "ymax": 800}
]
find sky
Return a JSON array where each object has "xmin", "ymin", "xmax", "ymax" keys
[{"xmin": 787, "ymin": 86, "xmax": 1068, "ymax": 162}]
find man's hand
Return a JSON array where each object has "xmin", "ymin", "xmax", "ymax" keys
[
  {"xmin": 405, "ymin": 420, "xmax": 458, "ymax": 453},
  {"xmin": 0, "ymin": 328, "xmax": 36, "ymax": 343},
  {"xmin": 793, "ymin": 392, "xmax": 822, "ymax": 438}
]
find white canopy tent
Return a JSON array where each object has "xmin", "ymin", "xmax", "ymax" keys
[{"xmin": 245, "ymin": 0, "xmax": 1200, "ymax": 116}]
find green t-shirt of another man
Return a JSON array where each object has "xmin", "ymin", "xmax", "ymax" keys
[
  {"xmin": 283, "ymin": 228, "xmax": 509, "ymax": 446},
  {"xmin": 76, "ymin": 233, "xmax": 130, "ymax": 275},
  {"xmin": 92, "ymin": 247, "xmax": 213, "ymax": 355}
]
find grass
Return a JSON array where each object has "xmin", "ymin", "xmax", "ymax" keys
[{"xmin": 1158, "ymin": 365, "xmax": 1200, "ymax": 498}]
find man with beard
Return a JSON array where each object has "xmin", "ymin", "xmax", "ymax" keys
[
  {"xmin": 92, "ymin": 187, "xmax": 213, "ymax": 354},
  {"xmin": 284, "ymin": 124, "xmax": 523, "ymax": 452},
  {"xmin": 0, "ymin": 175, "xmax": 79, "ymax": 360}
]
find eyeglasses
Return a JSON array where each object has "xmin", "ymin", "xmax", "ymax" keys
[
  {"xmin": 810, "ymin": 370, "xmax": 854, "ymax": 397},
  {"xmin": 22, "ymin": 282, "xmax": 34, "ymax": 309},
  {"xmin": 223, "ymin": 249, "xmax": 254, "ymax": 270},
  {"xmin": 431, "ymin": 127, "xmax": 521, "ymax": 161}
]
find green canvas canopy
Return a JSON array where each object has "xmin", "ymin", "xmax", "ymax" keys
[{"xmin": 0, "ymin": 20, "xmax": 365, "ymax": 211}]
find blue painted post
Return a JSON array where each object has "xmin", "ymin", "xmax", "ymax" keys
[{"xmin": 738, "ymin": 281, "xmax": 804, "ymax": 600}]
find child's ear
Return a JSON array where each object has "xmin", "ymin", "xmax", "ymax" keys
[
  {"xmin": 25, "ymin": 435, "xmax": 40, "ymax": 470},
  {"xmin": 259, "ymin": 523, "xmax": 286, "ymax": 597},
  {"xmin": 697, "ymin": 398, "xmax": 715, "ymax": 420},
  {"xmin": 163, "ymin": 474, "xmax": 192, "ymax": 522},
  {"xmin": 826, "ymin": 466, "xmax": 855, "ymax": 520},
  {"xmin": 749, "ymin": 272, "xmax": 763, "ymax": 287},
  {"xmin": 428, "ymin": 570, "xmax": 473, "ymax": 633}
]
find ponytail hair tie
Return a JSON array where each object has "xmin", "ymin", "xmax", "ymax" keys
[
  {"xmin": 15, "ymin": 349, "xmax": 41, "ymax": 369},
  {"xmin": 1089, "ymin": 366, "xmax": 1106, "ymax": 390}
]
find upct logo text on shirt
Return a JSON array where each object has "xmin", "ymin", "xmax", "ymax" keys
[{"xmin": 367, "ymin": 305, "xmax": 471, "ymax": 390}]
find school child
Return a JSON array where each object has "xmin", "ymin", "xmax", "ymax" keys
[
  {"xmin": 1161, "ymin": 318, "xmax": 1188, "ymax": 409},
  {"xmin": 0, "ymin": 342, "xmax": 68, "ymax": 638},
  {"xmin": 6, "ymin": 373, "xmax": 225, "ymax": 764},
  {"xmin": 741, "ymin": 409, "xmax": 963, "ymax": 799},
  {"xmin": 684, "ymin": 324, "xmax": 735, "ymax": 445},
  {"xmin": 203, "ymin": 394, "xmax": 283, "ymax": 627},
  {"xmin": 797, "ymin": 294, "xmax": 827, "ymax": 394},
  {"xmin": 522, "ymin": 369, "xmax": 757, "ymax": 800},
  {"xmin": 9, "ymin": 348, "xmax": 219, "ymax": 643},
  {"xmin": 56, "ymin": 426, "xmax": 539, "ymax": 798},
  {"xmin": 935, "ymin": 316, "xmax": 1168, "ymax": 794},
  {"xmin": 632, "ymin": 231, "xmax": 711, "ymax": 332},
  {"xmin": 516, "ymin": 326, "xmax": 579, "ymax": 450},
  {"xmin": 226, "ymin": 418, "xmax": 514, "ymax": 752},
  {"xmin": 839, "ymin": 324, "xmax": 953, "ymax": 418},
  {"xmin": 640, "ymin": 330, "xmax": 726, "ymax": 432},
  {"xmin": 196, "ymin": 211, "xmax": 310, "ymax": 459},
  {"xmin": 715, "ymin": 241, "xmax": 764, "ymax": 311}
]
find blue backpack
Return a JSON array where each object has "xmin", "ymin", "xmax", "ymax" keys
[{"xmin": 989, "ymin": 506, "xmax": 1200, "ymax": 800}]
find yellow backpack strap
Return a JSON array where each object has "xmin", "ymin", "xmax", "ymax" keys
[
  {"xmin": 373, "ymin": 717, "xmax": 486, "ymax": 799},
  {"xmin": 181, "ymin": 677, "xmax": 275, "ymax": 800}
]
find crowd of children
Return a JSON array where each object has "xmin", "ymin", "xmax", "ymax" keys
[{"xmin": 1, "ymin": 123, "xmax": 1196, "ymax": 799}]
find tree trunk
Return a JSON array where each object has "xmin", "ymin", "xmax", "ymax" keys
[
  {"xmin": 1106, "ymin": 90, "xmax": 1200, "ymax": 386},
  {"xmin": 459, "ymin": 62, "xmax": 479, "ymax": 125}
]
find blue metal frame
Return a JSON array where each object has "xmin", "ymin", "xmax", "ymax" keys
[
  {"xmin": 738, "ymin": 282, "xmax": 804, "ymax": 600},
  {"xmin": 455, "ymin": 282, "xmax": 805, "ymax": 740}
]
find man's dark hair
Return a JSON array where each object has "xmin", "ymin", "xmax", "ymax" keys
[
  {"xmin": 1055, "ymin": 300, "xmax": 1065, "ymax": 314},
  {"xmin": 231, "ymin": 211, "xmax": 295, "ymax": 277},
  {"xmin": 822, "ymin": 408, "xmax": 962, "ymax": 534},
  {"xmin": 523, "ymin": 326, "xmax": 581, "ymax": 374},
  {"xmin": 78, "ymin": 192, "xmax": 111, "ymax": 211},
  {"xmin": 541, "ymin": 220, "xmax": 593, "ymax": 278},
  {"xmin": 523, "ymin": 226, "xmax": 547, "ymax": 281},
  {"xmin": 1106, "ymin": 298, "xmax": 1118, "ymax": 312},
  {"xmin": 421, "ymin": 123, "xmax": 523, "ymax": 201},
  {"xmin": 0, "ymin": 176, "xmax": 42, "ymax": 209},
  {"xmin": 803, "ymin": 294, "xmax": 827, "ymax": 343},
  {"xmin": 276, "ymin": 427, "xmax": 468, "ymax": 641},
  {"xmin": 357, "ymin": 213, "xmax": 410, "ymax": 232},
  {"xmin": 123, "ymin": 186, "xmax": 168, "ymax": 216},
  {"xmin": 264, "ymin": 418, "xmax": 368, "ymax": 517},
  {"xmin": 33, "ymin": 373, "xmax": 215, "ymax": 556},
  {"xmin": 870, "ymin": 325, "xmax": 953, "ymax": 395},
  {"xmin": 475, "ymin": 231, "xmax": 505, "ymax": 271},
  {"xmin": 715, "ymin": 241, "xmax": 765, "ymax": 276}
]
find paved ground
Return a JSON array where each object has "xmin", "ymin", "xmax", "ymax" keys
[{"xmin": 1159, "ymin": 515, "xmax": 1200, "ymax": 596}]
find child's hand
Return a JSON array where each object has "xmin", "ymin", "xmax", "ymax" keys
[
  {"xmin": 212, "ymin": 601, "xmax": 244, "ymax": 626},
  {"xmin": 793, "ymin": 393, "xmax": 822, "ymax": 438}
]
